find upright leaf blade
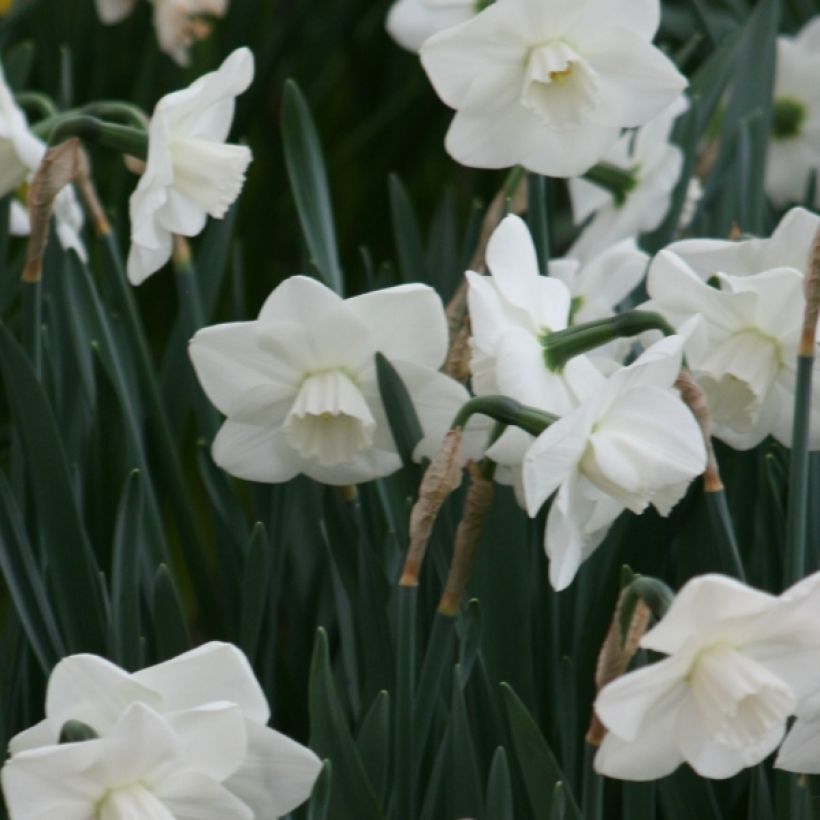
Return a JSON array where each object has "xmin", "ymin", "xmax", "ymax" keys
[
  {"xmin": 0, "ymin": 323, "xmax": 106, "ymax": 654},
  {"xmin": 282, "ymin": 79, "xmax": 344, "ymax": 295}
]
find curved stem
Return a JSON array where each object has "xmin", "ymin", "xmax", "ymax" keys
[
  {"xmin": 543, "ymin": 310, "xmax": 675, "ymax": 371},
  {"xmin": 452, "ymin": 395, "xmax": 558, "ymax": 437},
  {"xmin": 47, "ymin": 115, "xmax": 148, "ymax": 159}
]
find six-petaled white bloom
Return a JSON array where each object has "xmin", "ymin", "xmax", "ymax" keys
[
  {"xmin": 386, "ymin": 0, "xmax": 477, "ymax": 53},
  {"xmin": 189, "ymin": 275, "xmax": 478, "ymax": 485},
  {"xmin": 0, "ymin": 60, "xmax": 88, "ymax": 261},
  {"xmin": 4, "ymin": 642, "xmax": 321, "ymax": 820},
  {"xmin": 765, "ymin": 17, "xmax": 820, "ymax": 208},
  {"xmin": 522, "ymin": 335, "xmax": 706, "ymax": 590},
  {"xmin": 127, "ymin": 46, "xmax": 253, "ymax": 285},
  {"xmin": 568, "ymin": 95, "xmax": 688, "ymax": 259},
  {"xmin": 645, "ymin": 250, "xmax": 820, "ymax": 450},
  {"xmin": 466, "ymin": 214, "xmax": 603, "ymax": 501},
  {"xmin": 595, "ymin": 573, "xmax": 820, "ymax": 780},
  {"xmin": 419, "ymin": 0, "xmax": 687, "ymax": 176},
  {"xmin": 96, "ymin": 0, "xmax": 229, "ymax": 66}
]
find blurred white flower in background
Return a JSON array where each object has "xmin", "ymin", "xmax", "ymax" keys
[
  {"xmin": 386, "ymin": 0, "xmax": 477, "ymax": 53},
  {"xmin": 127, "ymin": 46, "xmax": 253, "ymax": 285},
  {"xmin": 521, "ymin": 335, "xmax": 705, "ymax": 590},
  {"xmin": 568, "ymin": 95, "xmax": 688, "ymax": 259},
  {"xmin": 0, "ymin": 61, "xmax": 87, "ymax": 261},
  {"xmin": 765, "ymin": 17, "xmax": 820, "ymax": 208},
  {"xmin": 3, "ymin": 642, "xmax": 321, "ymax": 820},
  {"xmin": 96, "ymin": 0, "xmax": 229, "ymax": 66},
  {"xmin": 645, "ymin": 248, "xmax": 820, "ymax": 450},
  {"xmin": 419, "ymin": 0, "xmax": 687, "ymax": 176},
  {"xmin": 190, "ymin": 275, "xmax": 477, "ymax": 485},
  {"xmin": 595, "ymin": 573, "xmax": 820, "ymax": 780},
  {"xmin": 9, "ymin": 199, "xmax": 29, "ymax": 235}
]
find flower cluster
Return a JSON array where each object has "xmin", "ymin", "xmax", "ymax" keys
[{"xmin": 96, "ymin": 0, "xmax": 229, "ymax": 66}]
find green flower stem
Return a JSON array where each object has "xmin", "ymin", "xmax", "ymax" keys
[
  {"xmin": 582, "ymin": 161, "xmax": 638, "ymax": 206},
  {"xmin": 46, "ymin": 115, "xmax": 148, "ymax": 159},
  {"xmin": 15, "ymin": 91, "xmax": 58, "ymax": 120},
  {"xmin": 172, "ymin": 240, "xmax": 220, "ymax": 437},
  {"xmin": 97, "ymin": 230, "xmax": 214, "ymax": 629},
  {"xmin": 412, "ymin": 611, "xmax": 457, "ymax": 781},
  {"xmin": 503, "ymin": 165, "xmax": 525, "ymax": 204},
  {"xmin": 395, "ymin": 585, "xmax": 417, "ymax": 820},
  {"xmin": 21, "ymin": 279, "xmax": 42, "ymax": 380},
  {"xmin": 543, "ymin": 311, "xmax": 675, "ymax": 371},
  {"xmin": 705, "ymin": 488, "xmax": 746, "ymax": 581},
  {"xmin": 79, "ymin": 101, "xmax": 148, "ymax": 131},
  {"xmin": 452, "ymin": 395, "xmax": 557, "ymax": 437},
  {"xmin": 784, "ymin": 353, "xmax": 814, "ymax": 585}
]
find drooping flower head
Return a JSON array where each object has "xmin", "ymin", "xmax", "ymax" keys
[
  {"xmin": 521, "ymin": 336, "xmax": 706, "ymax": 589},
  {"xmin": 595, "ymin": 573, "xmax": 820, "ymax": 780},
  {"xmin": 568, "ymin": 95, "xmax": 688, "ymax": 258},
  {"xmin": 189, "ymin": 275, "xmax": 478, "ymax": 485},
  {"xmin": 128, "ymin": 46, "xmax": 253, "ymax": 285},
  {"xmin": 420, "ymin": 0, "xmax": 687, "ymax": 176},
  {"xmin": 96, "ymin": 0, "xmax": 229, "ymax": 66}
]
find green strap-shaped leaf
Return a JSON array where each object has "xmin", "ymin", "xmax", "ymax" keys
[
  {"xmin": 0, "ymin": 322, "xmax": 106, "ymax": 654},
  {"xmin": 110, "ymin": 470, "xmax": 145, "ymax": 672},
  {"xmin": 450, "ymin": 665, "xmax": 484, "ymax": 820},
  {"xmin": 239, "ymin": 522, "xmax": 272, "ymax": 662},
  {"xmin": 388, "ymin": 173, "xmax": 428, "ymax": 284},
  {"xmin": 282, "ymin": 79, "xmax": 344, "ymax": 295},
  {"xmin": 0, "ymin": 471, "xmax": 64, "ymax": 671},
  {"xmin": 486, "ymin": 747, "xmax": 514, "ymax": 820},
  {"xmin": 374, "ymin": 352, "xmax": 423, "ymax": 471},
  {"xmin": 356, "ymin": 690, "xmax": 390, "ymax": 803},
  {"xmin": 308, "ymin": 628, "xmax": 383, "ymax": 820},
  {"xmin": 307, "ymin": 760, "xmax": 333, "ymax": 820},
  {"xmin": 151, "ymin": 565, "xmax": 192, "ymax": 662},
  {"xmin": 501, "ymin": 682, "xmax": 582, "ymax": 820}
]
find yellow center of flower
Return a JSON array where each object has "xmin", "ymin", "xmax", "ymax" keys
[{"xmin": 549, "ymin": 66, "xmax": 574, "ymax": 84}]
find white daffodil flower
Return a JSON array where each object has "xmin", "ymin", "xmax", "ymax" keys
[
  {"xmin": 419, "ymin": 0, "xmax": 687, "ymax": 177},
  {"xmin": 189, "ymin": 275, "xmax": 478, "ymax": 485},
  {"xmin": 466, "ymin": 215, "xmax": 604, "ymax": 502},
  {"xmin": 95, "ymin": 0, "xmax": 137, "ymax": 24},
  {"xmin": 521, "ymin": 335, "xmax": 706, "ymax": 590},
  {"xmin": 650, "ymin": 205, "xmax": 820, "ymax": 282},
  {"xmin": 3, "ymin": 702, "xmax": 255, "ymax": 820},
  {"xmin": 568, "ymin": 95, "xmax": 688, "ymax": 259},
  {"xmin": 386, "ymin": 0, "xmax": 477, "ymax": 53},
  {"xmin": 96, "ymin": 0, "xmax": 228, "ymax": 66},
  {"xmin": 595, "ymin": 573, "xmax": 820, "ymax": 781},
  {"xmin": 0, "ymin": 61, "xmax": 88, "ymax": 262},
  {"xmin": 153, "ymin": 0, "xmax": 229, "ymax": 66},
  {"xmin": 6, "ymin": 642, "xmax": 322, "ymax": 819},
  {"xmin": 467, "ymin": 214, "xmax": 602, "ymax": 411},
  {"xmin": 765, "ymin": 17, "xmax": 820, "ymax": 208},
  {"xmin": 128, "ymin": 46, "xmax": 253, "ymax": 285},
  {"xmin": 645, "ymin": 249, "xmax": 820, "ymax": 450}
]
